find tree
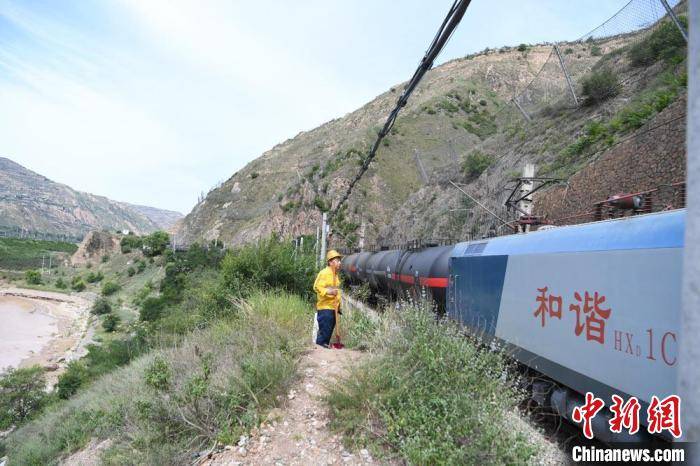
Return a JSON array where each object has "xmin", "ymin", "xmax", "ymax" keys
[
  {"xmin": 91, "ymin": 297, "xmax": 112, "ymax": 315},
  {"xmin": 25, "ymin": 270, "xmax": 42, "ymax": 285},
  {"xmin": 581, "ymin": 68, "xmax": 621, "ymax": 105},
  {"xmin": 461, "ymin": 151, "xmax": 495, "ymax": 179},
  {"xmin": 102, "ymin": 313, "xmax": 120, "ymax": 332},
  {"xmin": 101, "ymin": 281, "xmax": 121, "ymax": 296},
  {"xmin": 0, "ymin": 366, "xmax": 47, "ymax": 429},
  {"xmin": 143, "ymin": 231, "xmax": 170, "ymax": 257}
]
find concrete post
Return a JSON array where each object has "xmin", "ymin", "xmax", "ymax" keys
[
  {"xmin": 518, "ymin": 164, "xmax": 536, "ymax": 232},
  {"xmin": 679, "ymin": 0, "xmax": 698, "ymax": 457}
]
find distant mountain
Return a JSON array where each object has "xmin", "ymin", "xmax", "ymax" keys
[
  {"xmin": 124, "ymin": 203, "xmax": 183, "ymax": 231},
  {"xmin": 0, "ymin": 157, "xmax": 172, "ymax": 240}
]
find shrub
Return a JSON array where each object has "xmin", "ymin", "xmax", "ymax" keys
[
  {"xmin": 101, "ymin": 281, "xmax": 121, "ymax": 296},
  {"xmin": 143, "ymin": 231, "xmax": 170, "ymax": 257},
  {"xmin": 127, "ymin": 267, "xmax": 136, "ymax": 277},
  {"xmin": 250, "ymin": 172, "xmax": 259, "ymax": 179},
  {"xmin": 0, "ymin": 366, "xmax": 47, "ymax": 429},
  {"xmin": 627, "ymin": 17, "xmax": 687, "ymax": 67},
  {"xmin": 25, "ymin": 269, "xmax": 41, "ymax": 285},
  {"xmin": 140, "ymin": 297, "xmax": 165, "ymax": 322},
  {"xmin": 313, "ymin": 196, "xmax": 329, "ymax": 212},
  {"xmin": 590, "ymin": 45, "xmax": 602, "ymax": 56},
  {"xmin": 326, "ymin": 304, "xmax": 536, "ymax": 464},
  {"xmin": 71, "ymin": 277, "xmax": 86, "ymax": 292},
  {"xmin": 102, "ymin": 314, "xmax": 120, "ymax": 332},
  {"xmin": 55, "ymin": 277, "xmax": 67, "ymax": 289},
  {"xmin": 517, "ymin": 43, "xmax": 527, "ymax": 52},
  {"xmin": 101, "ymin": 255, "xmax": 110, "ymax": 263},
  {"xmin": 55, "ymin": 361, "xmax": 88, "ymax": 399},
  {"xmin": 564, "ymin": 47, "xmax": 574, "ymax": 54},
  {"xmin": 581, "ymin": 68, "xmax": 621, "ymax": 105},
  {"xmin": 220, "ymin": 236, "xmax": 316, "ymax": 300},
  {"xmin": 136, "ymin": 260, "xmax": 147, "ymax": 273},
  {"xmin": 479, "ymin": 99, "xmax": 487, "ymax": 106},
  {"xmin": 86, "ymin": 271, "xmax": 104, "ymax": 283},
  {"xmin": 120, "ymin": 235, "xmax": 143, "ymax": 254},
  {"xmin": 461, "ymin": 151, "xmax": 495, "ymax": 179},
  {"xmin": 144, "ymin": 357, "xmax": 171, "ymax": 390},
  {"xmin": 91, "ymin": 298, "xmax": 113, "ymax": 315}
]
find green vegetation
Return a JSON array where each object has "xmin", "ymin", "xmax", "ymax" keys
[
  {"xmin": 327, "ymin": 304, "xmax": 536, "ymax": 464},
  {"xmin": 102, "ymin": 314, "xmax": 120, "ymax": 332},
  {"xmin": 91, "ymin": 298, "xmax": 113, "ymax": 316},
  {"xmin": 24, "ymin": 269, "xmax": 41, "ymax": 285},
  {"xmin": 86, "ymin": 270, "xmax": 104, "ymax": 283},
  {"xmin": 3, "ymin": 292, "xmax": 309, "ymax": 464},
  {"xmin": 581, "ymin": 68, "xmax": 621, "ymax": 105},
  {"xmin": 457, "ymin": 110, "xmax": 497, "ymax": 139},
  {"xmin": 590, "ymin": 44, "xmax": 602, "ymax": 56},
  {"xmin": 120, "ymin": 235, "xmax": 143, "ymax": 254},
  {"xmin": 517, "ymin": 43, "xmax": 528, "ymax": 52},
  {"xmin": 0, "ymin": 237, "xmax": 77, "ymax": 270},
  {"xmin": 71, "ymin": 276, "xmax": 86, "ymax": 292},
  {"xmin": 628, "ymin": 17, "xmax": 688, "ymax": 67},
  {"xmin": 0, "ymin": 366, "xmax": 49, "ymax": 430},
  {"xmin": 143, "ymin": 231, "xmax": 170, "ymax": 257},
  {"xmin": 545, "ymin": 68, "xmax": 686, "ymax": 178},
  {"xmin": 55, "ymin": 277, "xmax": 67, "ymax": 289},
  {"xmin": 461, "ymin": 150, "xmax": 495, "ymax": 179},
  {"xmin": 220, "ymin": 236, "xmax": 315, "ymax": 301},
  {"xmin": 101, "ymin": 281, "xmax": 121, "ymax": 296}
]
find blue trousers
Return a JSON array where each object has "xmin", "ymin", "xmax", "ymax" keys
[{"xmin": 316, "ymin": 309, "xmax": 336, "ymax": 346}]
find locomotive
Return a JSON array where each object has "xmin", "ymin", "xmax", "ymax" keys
[{"xmin": 341, "ymin": 209, "xmax": 685, "ymax": 442}]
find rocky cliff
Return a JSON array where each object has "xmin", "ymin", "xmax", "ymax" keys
[
  {"xmin": 0, "ymin": 157, "xmax": 175, "ymax": 239},
  {"xmin": 175, "ymin": 24, "xmax": 688, "ymax": 248}
]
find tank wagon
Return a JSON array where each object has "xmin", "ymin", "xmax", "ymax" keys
[{"xmin": 341, "ymin": 209, "xmax": 684, "ymax": 442}]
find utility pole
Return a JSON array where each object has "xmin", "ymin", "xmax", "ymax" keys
[
  {"xmin": 315, "ymin": 226, "xmax": 320, "ymax": 268},
  {"xmin": 679, "ymin": 0, "xmax": 698, "ymax": 458},
  {"xmin": 319, "ymin": 213, "xmax": 328, "ymax": 268}
]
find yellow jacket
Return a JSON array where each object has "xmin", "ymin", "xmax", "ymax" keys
[{"xmin": 313, "ymin": 266, "xmax": 341, "ymax": 310}]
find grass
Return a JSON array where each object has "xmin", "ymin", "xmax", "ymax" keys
[
  {"xmin": 0, "ymin": 237, "xmax": 77, "ymax": 270},
  {"xmin": 1, "ymin": 291, "xmax": 310, "ymax": 465},
  {"xmin": 543, "ymin": 68, "xmax": 687, "ymax": 178},
  {"xmin": 326, "ymin": 303, "xmax": 537, "ymax": 465}
]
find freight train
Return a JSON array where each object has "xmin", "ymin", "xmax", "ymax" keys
[{"xmin": 341, "ymin": 209, "xmax": 685, "ymax": 443}]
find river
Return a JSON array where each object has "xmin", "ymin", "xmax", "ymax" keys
[{"xmin": 0, "ymin": 295, "xmax": 58, "ymax": 370}]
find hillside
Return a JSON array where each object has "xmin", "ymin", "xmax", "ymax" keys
[
  {"xmin": 0, "ymin": 157, "xmax": 173, "ymax": 240},
  {"xmin": 176, "ymin": 16, "xmax": 688, "ymax": 249},
  {"xmin": 123, "ymin": 203, "xmax": 183, "ymax": 231}
]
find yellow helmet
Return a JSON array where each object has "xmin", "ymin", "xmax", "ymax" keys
[{"xmin": 326, "ymin": 249, "xmax": 342, "ymax": 263}]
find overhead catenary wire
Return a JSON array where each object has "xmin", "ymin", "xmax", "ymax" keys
[{"xmin": 330, "ymin": 0, "xmax": 472, "ymax": 221}]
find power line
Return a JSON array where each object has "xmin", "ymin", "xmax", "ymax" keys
[{"xmin": 330, "ymin": 0, "xmax": 472, "ymax": 220}]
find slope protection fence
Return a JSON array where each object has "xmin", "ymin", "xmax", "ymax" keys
[{"xmin": 510, "ymin": 0, "xmax": 688, "ymax": 121}]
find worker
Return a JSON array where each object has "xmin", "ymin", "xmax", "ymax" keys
[{"xmin": 313, "ymin": 249, "xmax": 342, "ymax": 348}]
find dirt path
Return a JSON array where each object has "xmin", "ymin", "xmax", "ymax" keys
[{"xmin": 203, "ymin": 346, "xmax": 374, "ymax": 466}]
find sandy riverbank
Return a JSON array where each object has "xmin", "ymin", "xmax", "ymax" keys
[{"xmin": 0, "ymin": 287, "xmax": 92, "ymax": 384}]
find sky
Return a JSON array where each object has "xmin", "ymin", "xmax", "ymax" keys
[{"xmin": 0, "ymin": 0, "xmax": 632, "ymax": 214}]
